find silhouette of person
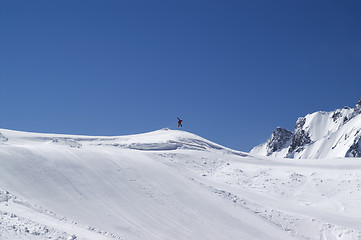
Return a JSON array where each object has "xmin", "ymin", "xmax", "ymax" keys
[{"xmin": 177, "ymin": 117, "xmax": 183, "ymax": 128}]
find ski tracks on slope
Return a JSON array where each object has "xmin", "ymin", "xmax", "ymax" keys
[{"xmin": 0, "ymin": 190, "xmax": 123, "ymax": 240}]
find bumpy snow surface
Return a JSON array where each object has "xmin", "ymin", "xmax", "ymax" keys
[{"xmin": 1, "ymin": 128, "xmax": 361, "ymax": 240}]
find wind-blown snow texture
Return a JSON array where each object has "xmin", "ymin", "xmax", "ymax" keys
[
  {"xmin": 251, "ymin": 97, "xmax": 361, "ymax": 159},
  {"xmin": 1, "ymin": 128, "xmax": 361, "ymax": 239}
]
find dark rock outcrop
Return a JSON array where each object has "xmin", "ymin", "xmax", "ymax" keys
[
  {"xmin": 287, "ymin": 117, "xmax": 312, "ymax": 156},
  {"xmin": 265, "ymin": 127, "xmax": 293, "ymax": 156},
  {"xmin": 332, "ymin": 111, "xmax": 342, "ymax": 122},
  {"xmin": 355, "ymin": 97, "xmax": 361, "ymax": 112},
  {"xmin": 346, "ymin": 132, "xmax": 361, "ymax": 157}
]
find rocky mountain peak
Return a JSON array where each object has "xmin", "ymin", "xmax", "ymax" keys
[
  {"xmin": 295, "ymin": 117, "xmax": 306, "ymax": 129},
  {"xmin": 355, "ymin": 97, "xmax": 361, "ymax": 111},
  {"xmin": 265, "ymin": 127, "xmax": 293, "ymax": 156},
  {"xmin": 250, "ymin": 97, "xmax": 361, "ymax": 159},
  {"xmin": 286, "ymin": 118, "xmax": 312, "ymax": 157}
]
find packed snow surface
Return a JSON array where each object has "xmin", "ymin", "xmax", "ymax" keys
[{"xmin": 1, "ymin": 128, "xmax": 361, "ymax": 239}]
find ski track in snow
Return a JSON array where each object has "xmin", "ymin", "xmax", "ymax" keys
[
  {"xmin": 1, "ymin": 128, "xmax": 361, "ymax": 239},
  {"xmin": 0, "ymin": 190, "xmax": 122, "ymax": 240}
]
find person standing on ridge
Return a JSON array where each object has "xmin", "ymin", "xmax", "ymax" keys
[{"xmin": 177, "ymin": 117, "xmax": 183, "ymax": 128}]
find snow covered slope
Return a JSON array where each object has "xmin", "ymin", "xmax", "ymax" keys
[
  {"xmin": 1, "ymin": 128, "xmax": 361, "ymax": 239},
  {"xmin": 250, "ymin": 97, "xmax": 361, "ymax": 159}
]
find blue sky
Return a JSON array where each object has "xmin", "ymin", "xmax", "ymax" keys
[{"xmin": 1, "ymin": 0, "xmax": 361, "ymax": 151}]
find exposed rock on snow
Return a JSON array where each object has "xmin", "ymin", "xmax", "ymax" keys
[
  {"xmin": 265, "ymin": 127, "xmax": 293, "ymax": 156},
  {"xmin": 355, "ymin": 97, "xmax": 361, "ymax": 112},
  {"xmin": 250, "ymin": 97, "xmax": 361, "ymax": 159},
  {"xmin": 346, "ymin": 132, "xmax": 361, "ymax": 157},
  {"xmin": 287, "ymin": 117, "xmax": 312, "ymax": 157}
]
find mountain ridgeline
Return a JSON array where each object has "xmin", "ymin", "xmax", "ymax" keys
[{"xmin": 250, "ymin": 97, "xmax": 361, "ymax": 159}]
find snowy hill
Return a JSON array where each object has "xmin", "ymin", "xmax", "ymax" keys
[
  {"xmin": 250, "ymin": 97, "xmax": 361, "ymax": 159},
  {"xmin": 1, "ymin": 128, "xmax": 361, "ymax": 239}
]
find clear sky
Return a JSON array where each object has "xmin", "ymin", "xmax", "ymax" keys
[{"xmin": 1, "ymin": 0, "xmax": 361, "ymax": 151}]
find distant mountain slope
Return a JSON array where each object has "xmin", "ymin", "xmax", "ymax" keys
[{"xmin": 250, "ymin": 97, "xmax": 361, "ymax": 159}]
